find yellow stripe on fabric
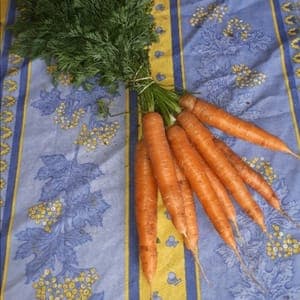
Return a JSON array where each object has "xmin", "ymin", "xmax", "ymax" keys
[
  {"xmin": 177, "ymin": 0, "xmax": 186, "ymax": 91},
  {"xmin": 177, "ymin": 0, "xmax": 201, "ymax": 298},
  {"xmin": 124, "ymin": 89, "xmax": 130, "ymax": 300},
  {"xmin": 0, "ymin": 0, "xmax": 9, "ymax": 49},
  {"xmin": 139, "ymin": 194, "xmax": 186, "ymax": 300},
  {"xmin": 1, "ymin": 62, "xmax": 32, "ymax": 300},
  {"xmin": 139, "ymin": 1, "xmax": 187, "ymax": 299},
  {"xmin": 150, "ymin": 194, "xmax": 186, "ymax": 299},
  {"xmin": 269, "ymin": 0, "xmax": 300, "ymax": 149},
  {"xmin": 149, "ymin": 0, "xmax": 175, "ymax": 89}
]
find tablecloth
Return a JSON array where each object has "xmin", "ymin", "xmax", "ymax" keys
[{"xmin": 1, "ymin": 0, "xmax": 300, "ymax": 299}]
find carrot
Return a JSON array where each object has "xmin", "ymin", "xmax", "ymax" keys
[
  {"xmin": 214, "ymin": 138, "xmax": 282, "ymax": 210},
  {"xmin": 193, "ymin": 150, "xmax": 241, "ymax": 238},
  {"xmin": 169, "ymin": 122, "xmax": 268, "ymax": 293},
  {"xmin": 142, "ymin": 112, "xmax": 187, "ymax": 237},
  {"xmin": 173, "ymin": 159, "xmax": 199, "ymax": 254},
  {"xmin": 167, "ymin": 125, "xmax": 238, "ymax": 252},
  {"xmin": 176, "ymin": 111, "xmax": 267, "ymax": 233},
  {"xmin": 214, "ymin": 138, "xmax": 300, "ymax": 227},
  {"xmin": 135, "ymin": 140, "xmax": 158, "ymax": 285},
  {"xmin": 180, "ymin": 94, "xmax": 299, "ymax": 158},
  {"xmin": 172, "ymin": 157, "xmax": 209, "ymax": 283}
]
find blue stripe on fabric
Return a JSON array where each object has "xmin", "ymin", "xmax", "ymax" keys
[
  {"xmin": 184, "ymin": 248, "xmax": 198, "ymax": 300},
  {"xmin": 0, "ymin": 58, "xmax": 29, "ymax": 289},
  {"xmin": 273, "ymin": 0, "xmax": 300, "ymax": 128},
  {"xmin": 0, "ymin": 0, "xmax": 16, "ymax": 100},
  {"xmin": 169, "ymin": 1, "xmax": 198, "ymax": 299},
  {"xmin": 129, "ymin": 90, "xmax": 139, "ymax": 300},
  {"xmin": 170, "ymin": 0, "xmax": 184, "ymax": 91}
]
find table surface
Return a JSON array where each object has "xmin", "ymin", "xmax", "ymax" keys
[{"xmin": 1, "ymin": 1, "xmax": 300, "ymax": 299}]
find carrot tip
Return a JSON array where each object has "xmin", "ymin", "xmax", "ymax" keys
[
  {"xmin": 149, "ymin": 283, "xmax": 153, "ymax": 300},
  {"xmin": 182, "ymin": 231, "xmax": 188, "ymax": 239},
  {"xmin": 279, "ymin": 208, "xmax": 300, "ymax": 229},
  {"xmin": 260, "ymin": 222, "xmax": 268, "ymax": 234},
  {"xmin": 233, "ymin": 247, "xmax": 268, "ymax": 294},
  {"xmin": 231, "ymin": 220, "xmax": 245, "ymax": 245},
  {"xmin": 191, "ymin": 250, "xmax": 210, "ymax": 286},
  {"xmin": 262, "ymin": 230, "xmax": 271, "ymax": 241},
  {"xmin": 288, "ymin": 150, "xmax": 300, "ymax": 160}
]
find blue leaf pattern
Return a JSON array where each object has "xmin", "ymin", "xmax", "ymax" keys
[
  {"xmin": 245, "ymin": 30, "xmax": 273, "ymax": 53},
  {"xmin": 26, "ymin": 252, "xmax": 56, "ymax": 283},
  {"xmin": 32, "ymin": 84, "xmax": 113, "ymax": 119},
  {"xmin": 31, "ymin": 89, "xmax": 62, "ymax": 116},
  {"xmin": 15, "ymin": 152, "xmax": 110, "ymax": 286},
  {"xmin": 31, "ymin": 83, "xmax": 120, "ymax": 150},
  {"xmin": 188, "ymin": 9, "xmax": 271, "ymax": 119}
]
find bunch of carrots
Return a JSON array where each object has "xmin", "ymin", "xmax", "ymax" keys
[{"xmin": 135, "ymin": 93, "xmax": 299, "ymax": 290}]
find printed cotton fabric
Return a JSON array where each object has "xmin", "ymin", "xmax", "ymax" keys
[{"xmin": 1, "ymin": 1, "xmax": 300, "ymax": 299}]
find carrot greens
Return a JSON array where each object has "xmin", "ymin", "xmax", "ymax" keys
[
  {"xmin": 11, "ymin": 0, "xmax": 156, "ymax": 91},
  {"xmin": 10, "ymin": 0, "xmax": 183, "ymax": 124}
]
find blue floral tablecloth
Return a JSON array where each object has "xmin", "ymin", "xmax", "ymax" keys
[{"xmin": 1, "ymin": 1, "xmax": 300, "ymax": 299}]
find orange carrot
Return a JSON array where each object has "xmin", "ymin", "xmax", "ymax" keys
[
  {"xmin": 193, "ymin": 150, "xmax": 241, "ymax": 237},
  {"xmin": 142, "ymin": 112, "xmax": 187, "ymax": 237},
  {"xmin": 214, "ymin": 138, "xmax": 282, "ymax": 210},
  {"xmin": 135, "ymin": 140, "xmax": 158, "ymax": 285},
  {"xmin": 214, "ymin": 138, "xmax": 300, "ymax": 227},
  {"xmin": 167, "ymin": 125, "xmax": 238, "ymax": 252},
  {"xmin": 173, "ymin": 154, "xmax": 209, "ymax": 283},
  {"xmin": 176, "ymin": 111, "xmax": 267, "ymax": 232},
  {"xmin": 180, "ymin": 94, "xmax": 298, "ymax": 157},
  {"xmin": 172, "ymin": 158, "xmax": 198, "ymax": 253},
  {"xmin": 168, "ymin": 126, "xmax": 267, "ymax": 292}
]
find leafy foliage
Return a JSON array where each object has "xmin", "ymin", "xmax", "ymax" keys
[
  {"xmin": 11, "ymin": 0, "xmax": 157, "ymax": 92},
  {"xmin": 10, "ymin": 0, "xmax": 185, "ymax": 125},
  {"xmin": 10, "ymin": 0, "xmax": 185, "ymax": 124}
]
